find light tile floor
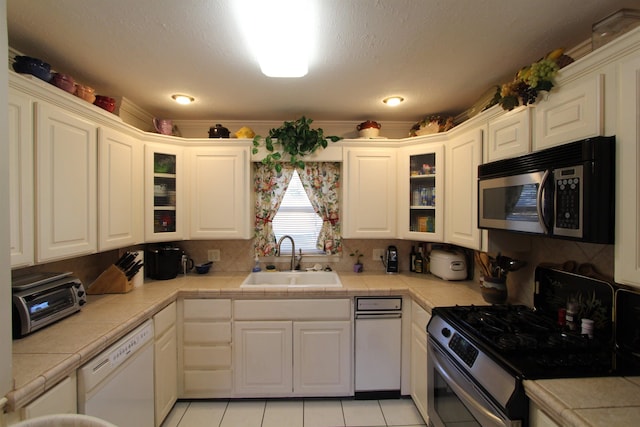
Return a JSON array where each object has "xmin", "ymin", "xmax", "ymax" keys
[{"xmin": 161, "ymin": 398, "xmax": 427, "ymax": 427}]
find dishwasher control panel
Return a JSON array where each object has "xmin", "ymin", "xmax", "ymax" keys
[{"xmin": 355, "ymin": 297, "xmax": 402, "ymax": 312}]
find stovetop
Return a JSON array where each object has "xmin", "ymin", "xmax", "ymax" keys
[{"xmin": 433, "ymin": 304, "xmax": 617, "ymax": 379}]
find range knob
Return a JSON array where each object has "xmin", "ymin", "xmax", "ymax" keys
[{"xmin": 441, "ymin": 327, "xmax": 451, "ymax": 338}]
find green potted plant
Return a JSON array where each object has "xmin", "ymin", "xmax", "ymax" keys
[
  {"xmin": 350, "ymin": 249, "xmax": 363, "ymax": 273},
  {"xmin": 252, "ymin": 116, "xmax": 342, "ymax": 172}
]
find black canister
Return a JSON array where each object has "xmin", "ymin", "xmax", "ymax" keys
[
  {"xmin": 146, "ymin": 246, "xmax": 183, "ymax": 280},
  {"xmin": 209, "ymin": 124, "xmax": 230, "ymax": 138}
]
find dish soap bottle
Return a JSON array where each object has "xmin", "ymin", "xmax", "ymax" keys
[{"xmin": 252, "ymin": 256, "xmax": 262, "ymax": 272}]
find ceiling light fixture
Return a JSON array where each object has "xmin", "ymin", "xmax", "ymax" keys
[
  {"xmin": 383, "ymin": 96, "xmax": 404, "ymax": 107},
  {"xmin": 172, "ymin": 94, "xmax": 195, "ymax": 105},
  {"xmin": 235, "ymin": 0, "xmax": 315, "ymax": 78}
]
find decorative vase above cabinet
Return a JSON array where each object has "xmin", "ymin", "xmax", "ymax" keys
[{"xmin": 399, "ymin": 141, "xmax": 444, "ymax": 242}]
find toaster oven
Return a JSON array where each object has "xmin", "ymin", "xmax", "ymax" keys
[{"xmin": 12, "ymin": 272, "xmax": 87, "ymax": 338}]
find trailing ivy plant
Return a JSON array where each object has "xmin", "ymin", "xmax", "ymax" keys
[{"xmin": 252, "ymin": 116, "xmax": 342, "ymax": 172}]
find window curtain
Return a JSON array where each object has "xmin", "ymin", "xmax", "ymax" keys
[
  {"xmin": 253, "ymin": 163, "xmax": 294, "ymax": 256},
  {"xmin": 297, "ymin": 162, "xmax": 343, "ymax": 255}
]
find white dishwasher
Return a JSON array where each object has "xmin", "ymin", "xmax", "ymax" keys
[
  {"xmin": 354, "ymin": 297, "xmax": 402, "ymax": 399},
  {"xmin": 78, "ymin": 320, "xmax": 154, "ymax": 427}
]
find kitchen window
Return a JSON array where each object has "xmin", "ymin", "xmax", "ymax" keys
[
  {"xmin": 272, "ymin": 170, "xmax": 324, "ymax": 253},
  {"xmin": 254, "ymin": 162, "xmax": 342, "ymax": 256}
]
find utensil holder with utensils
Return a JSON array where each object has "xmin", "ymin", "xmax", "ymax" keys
[
  {"xmin": 87, "ymin": 251, "xmax": 144, "ymax": 294},
  {"xmin": 87, "ymin": 265, "xmax": 133, "ymax": 294}
]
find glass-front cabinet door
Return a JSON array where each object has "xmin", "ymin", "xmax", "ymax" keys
[
  {"xmin": 399, "ymin": 140, "xmax": 444, "ymax": 241},
  {"xmin": 145, "ymin": 143, "xmax": 184, "ymax": 242}
]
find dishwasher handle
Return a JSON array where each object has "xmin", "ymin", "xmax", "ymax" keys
[{"xmin": 355, "ymin": 313, "xmax": 402, "ymax": 319}]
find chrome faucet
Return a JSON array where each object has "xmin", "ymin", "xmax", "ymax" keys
[{"xmin": 276, "ymin": 235, "xmax": 296, "ymax": 271}]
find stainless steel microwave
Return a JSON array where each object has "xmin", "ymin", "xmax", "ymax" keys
[{"xmin": 478, "ymin": 136, "xmax": 615, "ymax": 244}]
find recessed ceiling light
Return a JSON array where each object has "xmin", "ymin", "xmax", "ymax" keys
[
  {"xmin": 172, "ymin": 94, "xmax": 195, "ymax": 105},
  {"xmin": 383, "ymin": 96, "xmax": 404, "ymax": 106}
]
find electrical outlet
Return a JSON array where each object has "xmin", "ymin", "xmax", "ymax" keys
[
  {"xmin": 207, "ymin": 249, "xmax": 221, "ymax": 262},
  {"xmin": 372, "ymin": 249, "xmax": 385, "ymax": 260}
]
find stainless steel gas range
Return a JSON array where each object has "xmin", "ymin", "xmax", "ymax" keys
[{"xmin": 425, "ymin": 267, "xmax": 640, "ymax": 427}]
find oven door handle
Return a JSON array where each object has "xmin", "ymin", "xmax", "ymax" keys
[
  {"xmin": 536, "ymin": 169, "xmax": 551, "ymax": 235},
  {"xmin": 431, "ymin": 346, "xmax": 511, "ymax": 427}
]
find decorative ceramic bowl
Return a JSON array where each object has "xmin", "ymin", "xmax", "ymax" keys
[
  {"xmin": 195, "ymin": 262, "xmax": 212, "ymax": 274},
  {"xmin": 52, "ymin": 73, "xmax": 76, "ymax": 93},
  {"xmin": 74, "ymin": 84, "xmax": 96, "ymax": 103},
  {"xmin": 12, "ymin": 56, "xmax": 52, "ymax": 82},
  {"xmin": 94, "ymin": 95, "xmax": 116, "ymax": 113},
  {"xmin": 358, "ymin": 127, "xmax": 380, "ymax": 138}
]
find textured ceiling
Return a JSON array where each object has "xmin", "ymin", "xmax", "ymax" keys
[{"xmin": 6, "ymin": 0, "xmax": 637, "ymax": 122}]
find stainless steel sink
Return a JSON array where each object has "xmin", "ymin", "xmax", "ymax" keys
[{"xmin": 240, "ymin": 271, "xmax": 343, "ymax": 288}]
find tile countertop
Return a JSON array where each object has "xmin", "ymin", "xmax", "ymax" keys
[{"xmin": 7, "ymin": 271, "xmax": 640, "ymax": 427}]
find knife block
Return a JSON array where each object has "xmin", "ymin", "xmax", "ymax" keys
[{"xmin": 87, "ymin": 264, "xmax": 134, "ymax": 294}]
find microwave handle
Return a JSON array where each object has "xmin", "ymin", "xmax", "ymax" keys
[{"xmin": 536, "ymin": 169, "xmax": 551, "ymax": 234}]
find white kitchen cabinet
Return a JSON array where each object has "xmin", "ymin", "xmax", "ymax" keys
[
  {"xmin": 293, "ymin": 321, "xmax": 352, "ymax": 396},
  {"xmin": 445, "ymin": 128, "xmax": 483, "ymax": 250},
  {"xmin": 145, "ymin": 143, "xmax": 184, "ymax": 242},
  {"xmin": 154, "ymin": 302, "xmax": 177, "ymax": 427},
  {"xmin": 234, "ymin": 321, "xmax": 293, "ymax": 396},
  {"xmin": 187, "ymin": 146, "xmax": 251, "ymax": 239},
  {"xmin": 19, "ymin": 373, "xmax": 77, "ymax": 420},
  {"xmin": 35, "ymin": 101, "xmax": 97, "ymax": 262},
  {"xmin": 615, "ymin": 51, "xmax": 640, "ymax": 288},
  {"xmin": 410, "ymin": 301, "xmax": 430, "ymax": 423},
  {"xmin": 8, "ymin": 88, "xmax": 34, "ymax": 268},
  {"xmin": 533, "ymin": 73, "xmax": 603, "ymax": 151},
  {"xmin": 486, "ymin": 106, "xmax": 531, "ymax": 161},
  {"xmin": 343, "ymin": 147, "xmax": 397, "ymax": 238},
  {"xmin": 399, "ymin": 141, "xmax": 444, "ymax": 242},
  {"xmin": 98, "ymin": 127, "xmax": 143, "ymax": 251},
  {"xmin": 529, "ymin": 401, "xmax": 561, "ymax": 427},
  {"xmin": 233, "ymin": 299, "xmax": 352, "ymax": 398},
  {"xmin": 178, "ymin": 299, "xmax": 232, "ymax": 398}
]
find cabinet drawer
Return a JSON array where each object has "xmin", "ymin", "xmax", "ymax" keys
[
  {"xmin": 183, "ymin": 369, "xmax": 232, "ymax": 392},
  {"xmin": 183, "ymin": 299, "xmax": 231, "ymax": 320},
  {"xmin": 184, "ymin": 346, "xmax": 231, "ymax": 369},
  {"xmin": 183, "ymin": 322, "xmax": 231, "ymax": 344},
  {"xmin": 234, "ymin": 299, "xmax": 351, "ymax": 320},
  {"xmin": 154, "ymin": 302, "xmax": 176, "ymax": 337}
]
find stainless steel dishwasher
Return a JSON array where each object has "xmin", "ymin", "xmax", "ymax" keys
[{"xmin": 354, "ymin": 296, "xmax": 402, "ymax": 399}]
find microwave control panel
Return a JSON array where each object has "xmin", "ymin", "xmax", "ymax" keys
[{"xmin": 554, "ymin": 165, "xmax": 583, "ymax": 238}]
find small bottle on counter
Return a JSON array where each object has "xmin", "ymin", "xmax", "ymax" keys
[
  {"xmin": 414, "ymin": 248, "xmax": 424, "ymax": 273},
  {"xmin": 252, "ymin": 256, "xmax": 262, "ymax": 272},
  {"xmin": 566, "ymin": 300, "xmax": 579, "ymax": 331},
  {"xmin": 410, "ymin": 246, "xmax": 416, "ymax": 272}
]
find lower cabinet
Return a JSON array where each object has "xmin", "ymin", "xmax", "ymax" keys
[
  {"xmin": 178, "ymin": 299, "xmax": 232, "ymax": 398},
  {"xmin": 233, "ymin": 299, "xmax": 352, "ymax": 398},
  {"xmin": 529, "ymin": 401, "xmax": 561, "ymax": 427},
  {"xmin": 410, "ymin": 301, "xmax": 431, "ymax": 423},
  {"xmin": 154, "ymin": 302, "xmax": 177, "ymax": 427},
  {"xmin": 21, "ymin": 373, "xmax": 77, "ymax": 420}
]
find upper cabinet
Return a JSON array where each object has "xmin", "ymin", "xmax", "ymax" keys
[
  {"xmin": 145, "ymin": 143, "xmax": 185, "ymax": 242},
  {"xmin": 615, "ymin": 50, "xmax": 640, "ymax": 288},
  {"xmin": 533, "ymin": 73, "xmax": 604, "ymax": 151},
  {"xmin": 445, "ymin": 128, "xmax": 483, "ymax": 250},
  {"xmin": 98, "ymin": 127, "xmax": 144, "ymax": 251},
  {"xmin": 8, "ymin": 88, "xmax": 34, "ymax": 268},
  {"xmin": 343, "ymin": 147, "xmax": 397, "ymax": 238},
  {"xmin": 398, "ymin": 141, "xmax": 444, "ymax": 242},
  {"xmin": 186, "ymin": 146, "xmax": 251, "ymax": 240},
  {"xmin": 486, "ymin": 106, "xmax": 531, "ymax": 162},
  {"xmin": 35, "ymin": 101, "xmax": 97, "ymax": 262}
]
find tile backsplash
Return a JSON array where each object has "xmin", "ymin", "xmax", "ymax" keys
[{"xmin": 12, "ymin": 235, "xmax": 614, "ymax": 309}]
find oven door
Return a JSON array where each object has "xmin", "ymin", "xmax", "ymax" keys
[
  {"xmin": 478, "ymin": 170, "xmax": 552, "ymax": 235},
  {"xmin": 427, "ymin": 339, "xmax": 522, "ymax": 427}
]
